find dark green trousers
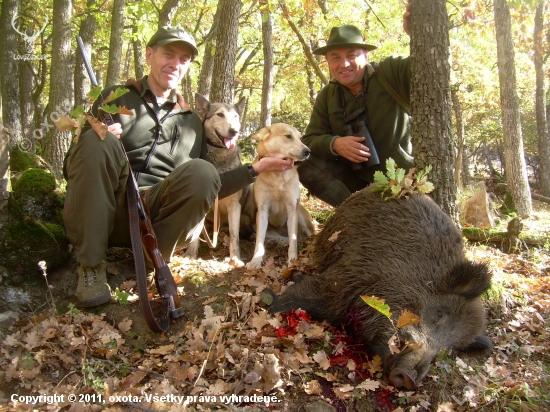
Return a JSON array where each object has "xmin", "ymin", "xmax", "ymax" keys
[
  {"xmin": 297, "ymin": 154, "xmax": 369, "ymax": 207},
  {"xmin": 64, "ymin": 131, "xmax": 220, "ymax": 267}
]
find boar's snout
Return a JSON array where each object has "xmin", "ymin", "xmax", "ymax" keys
[{"xmin": 389, "ymin": 367, "xmax": 417, "ymax": 390}]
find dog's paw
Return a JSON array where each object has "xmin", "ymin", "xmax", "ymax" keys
[
  {"xmin": 246, "ymin": 259, "xmax": 263, "ymax": 270},
  {"xmin": 227, "ymin": 256, "xmax": 245, "ymax": 268}
]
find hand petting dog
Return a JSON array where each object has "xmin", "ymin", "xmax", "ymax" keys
[{"xmin": 251, "ymin": 157, "xmax": 295, "ymax": 174}]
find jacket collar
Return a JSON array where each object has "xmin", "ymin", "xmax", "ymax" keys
[{"xmin": 125, "ymin": 76, "xmax": 191, "ymax": 111}]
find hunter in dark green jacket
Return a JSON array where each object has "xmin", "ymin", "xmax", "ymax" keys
[
  {"xmin": 64, "ymin": 27, "xmax": 293, "ymax": 307},
  {"xmin": 298, "ymin": 24, "xmax": 412, "ymax": 206}
]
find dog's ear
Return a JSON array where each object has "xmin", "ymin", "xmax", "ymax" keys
[
  {"xmin": 235, "ymin": 96, "xmax": 247, "ymax": 116},
  {"xmin": 251, "ymin": 127, "xmax": 271, "ymax": 141},
  {"xmin": 194, "ymin": 93, "xmax": 210, "ymax": 121}
]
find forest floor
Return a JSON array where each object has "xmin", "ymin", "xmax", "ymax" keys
[{"xmin": 0, "ymin": 194, "xmax": 549, "ymax": 412}]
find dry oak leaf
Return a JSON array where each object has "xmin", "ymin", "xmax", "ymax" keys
[
  {"xmin": 116, "ymin": 106, "xmax": 134, "ymax": 116},
  {"xmin": 313, "ymin": 350, "xmax": 331, "ymax": 370},
  {"xmin": 202, "ymin": 296, "xmax": 218, "ymax": 306},
  {"xmin": 55, "ymin": 115, "xmax": 78, "ymax": 131},
  {"xmin": 147, "ymin": 344, "xmax": 174, "ymax": 355},
  {"xmin": 328, "ymin": 230, "xmax": 341, "ymax": 242},
  {"xmin": 118, "ymin": 318, "xmax": 133, "ymax": 334},
  {"xmin": 333, "ymin": 384, "xmax": 355, "ymax": 399},
  {"xmin": 397, "ymin": 309, "xmax": 421, "ymax": 328},
  {"xmin": 369, "ymin": 354, "xmax": 383, "ymax": 374},
  {"xmin": 356, "ymin": 378, "xmax": 380, "ymax": 391},
  {"xmin": 436, "ymin": 402, "xmax": 456, "ymax": 411},
  {"xmin": 388, "ymin": 333, "xmax": 400, "ymax": 355},
  {"xmin": 304, "ymin": 379, "xmax": 322, "ymax": 395},
  {"xmin": 86, "ymin": 114, "xmax": 108, "ymax": 140},
  {"xmin": 249, "ymin": 310, "xmax": 269, "ymax": 332},
  {"xmin": 120, "ymin": 371, "xmax": 148, "ymax": 389}
]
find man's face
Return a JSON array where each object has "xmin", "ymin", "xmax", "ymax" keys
[
  {"xmin": 145, "ymin": 43, "xmax": 193, "ymax": 95},
  {"xmin": 326, "ymin": 47, "xmax": 368, "ymax": 90}
]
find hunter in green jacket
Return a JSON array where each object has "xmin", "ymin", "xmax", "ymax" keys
[
  {"xmin": 64, "ymin": 27, "xmax": 293, "ymax": 307},
  {"xmin": 298, "ymin": 23, "xmax": 412, "ymax": 206}
]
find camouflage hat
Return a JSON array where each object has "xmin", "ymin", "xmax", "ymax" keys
[
  {"xmin": 313, "ymin": 25, "xmax": 377, "ymax": 55},
  {"xmin": 146, "ymin": 26, "xmax": 198, "ymax": 60}
]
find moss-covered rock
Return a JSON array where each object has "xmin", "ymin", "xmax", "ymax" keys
[
  {"xmin": 0, "ymin": 220, "xmax": 71, "ymax": 282},
  {"xmin": 1, "ymin": 168, "xmax": 70, "ymax": 284},
  {"xmin": 9, "ymin": 147, "xmax": 42, "ymax": 173},
  {"xmin": 10, "ymin": 168, "xmax": 64, "ymax": 223}
]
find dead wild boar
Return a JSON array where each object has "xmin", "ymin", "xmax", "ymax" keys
[{"xmin": 268, "ymin": 189, "xmax": 493, "ymax": 390}]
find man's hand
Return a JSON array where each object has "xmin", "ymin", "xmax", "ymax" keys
[
  {"xmin": 403, "ymin": 0, "xmax": 412, "ymax": 37},
  {"xmin": 332, "ymin": 135, "xmax": 370, "ymax": 163},
  {"xmin": 252, "ymin": 157, "xmax": 294, "ymax": 174},
  {"xmin": 107, "ymin": 122, "xmax": 123, "ymax": 138}
]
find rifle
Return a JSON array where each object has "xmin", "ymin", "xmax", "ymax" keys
[{"xmin": 76, "ymin": 36, "xmax": 183, "ymax": 332}]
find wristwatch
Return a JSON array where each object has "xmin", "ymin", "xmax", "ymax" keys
[{"xmin": 247, "ymin": 164, "xmax": 259, "ymax": 179}]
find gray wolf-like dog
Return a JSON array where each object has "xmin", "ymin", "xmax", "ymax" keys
[{"xmin": 185, "ymin": 93, "xmax": 253, "ymax": 267}]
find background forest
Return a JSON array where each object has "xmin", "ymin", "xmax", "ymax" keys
[{"xmin": 0, "ymin": 0, "xmax": 548, "ymax": 185}]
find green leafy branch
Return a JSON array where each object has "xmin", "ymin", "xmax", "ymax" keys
[
  {"xmin": 371, "ymin": 158, "xmax": 434, "ymax": 200},
  {"xmin": 55, "ymin": 86, "xmax": 133, "ymax": 142}
]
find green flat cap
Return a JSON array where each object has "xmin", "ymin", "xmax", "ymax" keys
[
  {"xmin": 147, "ymin": 26, "xmax": 198, "ymax": 60},
  {"xmin": 313, "ymin": 25, "xmax": 377, "ymax": 55}
]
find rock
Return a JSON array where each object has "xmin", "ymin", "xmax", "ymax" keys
[
  {"xmin": 10, "ymin": 168, "xmax": 63, "ymax": 222},
  {"xmin": 0, "ymin": 285, "xmax": 31, "ymax": 312},
  {"xmin": 462, "ymin": 186, "xmax": 495, "ymax": 228},
  {"xmin": 0, "ymin": 168, "xmax": 70, "ymax": 282},
  {"xmin": 304, "ymin": 400, "xmax": 336, "ymax": 412}
]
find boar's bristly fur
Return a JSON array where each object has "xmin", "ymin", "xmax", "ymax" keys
[{"xmin": 268, "ymin": 189, "xmax": 493, "ymax": 390}]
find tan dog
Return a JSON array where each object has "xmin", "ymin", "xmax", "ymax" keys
[{"xmin": 246, "ymin": 123, "xmax": 315, "ymax": 270}]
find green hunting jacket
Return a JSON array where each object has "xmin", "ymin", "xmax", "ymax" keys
[
  {"xmin": 302, "ymin": 55, "xmax": 412, "ymax": 182},
  {"xmin": 63, "ymin": 76, "xmax": 253, "ymax": 199}
]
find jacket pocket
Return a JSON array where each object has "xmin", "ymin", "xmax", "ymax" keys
[{"xmin": 169, "ymin": 125, "xmax": 180, "ymax": 156}]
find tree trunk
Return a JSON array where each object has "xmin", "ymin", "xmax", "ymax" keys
[
  {"xmin": 132, "ymin": 24, "xmax": 144, "ymax": 79},
  {"xmin": 260, "ymin": 0, "xmax": 274, "ymax": 127},
  {"xmin": 158, "ymin": 0, "xmax": 180, "ymax": 27},
  {"xmin": 306, "ymin": 40, "xmax": 319, "ymax": 106},
  {"xmin": 122, "ymin": 43, "xmax": 132, "ymax": 80},
  {"xmin": 42, "ymin": 0, "xmax": 73, "ymax": 179},
  {"xmin": 210, "ymin": 0, "xmax": 242, "ymax": 104},
  {"xmin": 0, "ymin": 0, "xmax": 23, "ymax": 149},
  {"xmin": 197, "ymin": 20, "xmax": 219, "ymax": 99},
  {"xmin": 105, "ymin": 0, "xmax": 125, "ymax": 87},
  {"xmin": 493, "ymin": 0, "xmax": 532, "ymax": 217},
  {"xmin": 19, "ymin": 60, "xmax": 36, "ymax": 153},
  {"xmin": 74, "ymin": 0, "xmax": 97, "ymax": 107},
  {"xmin": 534, "ymin": 1, "xmax": 550, "ymax": 196},
  {"xmin": 451, "ymin": 86, "xmax": 465, "ymax": 189},
  {"xmin": 410, "ymin": 0, "xmax": 457, "ymax": 220},
  {"xmin": 1, "ymin": 118, "xmax": 10, "ymax": 223}
]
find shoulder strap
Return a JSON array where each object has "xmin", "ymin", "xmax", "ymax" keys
[{"xmin": 374, "ymin": 61, "xmax": 411, "ymax": 115}]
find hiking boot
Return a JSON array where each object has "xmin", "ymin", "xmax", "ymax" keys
[{"xmin": 75, "ymin": 261, "xmax": 111, "ymax": 307}]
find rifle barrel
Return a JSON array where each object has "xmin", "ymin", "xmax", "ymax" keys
[{"xmin": 76, "ymin": 36, "xmax": 99, "ymax": 87}]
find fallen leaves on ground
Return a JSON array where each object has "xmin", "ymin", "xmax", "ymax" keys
[{"xmin": 1, "ymin": 215, "xmax": 549, "ymax": 411}]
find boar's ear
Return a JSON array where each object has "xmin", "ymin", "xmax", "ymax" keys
[
  {"xmin": 251, "ymin": 127, "xmax": 271, "ymax": 141},
  {"xmin": 445, "ymin": 262, "xmax": 492, "ymax": 299}
]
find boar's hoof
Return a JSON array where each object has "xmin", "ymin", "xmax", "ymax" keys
[
  {"xmin": 389, "ymin": 367, "xmax": 417, "ymax": 391},
  {"xmin": 463, "ymin": 335, "xmax": 493, "ymax": 353}
]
